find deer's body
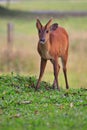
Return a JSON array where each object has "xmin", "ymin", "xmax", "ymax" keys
[
  {"xmin": 36, "ymin": 19, "xmax": 69, "ymax": 90},
  {"xmin": 38, "ymin": 26, "xmax": 69, "ymax": 60}
]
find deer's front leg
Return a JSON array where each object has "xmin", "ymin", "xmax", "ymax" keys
[{"xmin": 35, "ymin": 58, "xmax": 47, "ymax": 90}]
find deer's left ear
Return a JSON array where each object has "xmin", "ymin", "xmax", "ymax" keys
[{"xmin": 50, "ymin": 23, "xmax": 58, "ymax": 31}]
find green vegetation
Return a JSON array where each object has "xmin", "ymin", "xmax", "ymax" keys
[
  {"xmin": 0, "ymin": 74, "xmax": 87, "ymax": 130},
  {"xmin": 0, "ymin": 1, "xmax": 87, "ymax": 86},
  {"xmin": 0, "ymin": 1, "xmax": 87, "ymax": 129},
  {"xmin": 1, "ymin": 0, "xmax": 87, "ymax": 11},
  {"xmin": 0, "ymin": 16, "xmax": 87, "ymax": 88}
]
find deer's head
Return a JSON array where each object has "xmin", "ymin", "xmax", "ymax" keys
[{"xmin": 36, "ymin": 18, "xmax": 58, "ymax": 44}]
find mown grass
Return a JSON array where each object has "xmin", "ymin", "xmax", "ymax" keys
[
  {"xmin": 1, "ymin": 0, "xmax": 87, "ymax": 11},
  {"xmin": 0, "ymin": 74, "xmax": 87, "ymax": 130}
]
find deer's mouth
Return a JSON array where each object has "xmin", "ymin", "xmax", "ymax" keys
[{"xmin": 40, "ymin": 39, "xmax": 46, "ymax": 44}]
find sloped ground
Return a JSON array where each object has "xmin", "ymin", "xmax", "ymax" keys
[{"xmin": 0, "ymin": 74, "xmax": 87, "ymax": 130}]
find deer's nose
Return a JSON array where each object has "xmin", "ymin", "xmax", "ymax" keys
[{"xmin": 40, "ymin": 39, "xmax": 45, "ymax": 44}]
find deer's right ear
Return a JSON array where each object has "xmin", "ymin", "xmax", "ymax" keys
[
  {"xmin": 36, "ymin": 19, "xmax": 42, "ymax": 30},
  {"xmin": 50, "ymin": 23, "xmax": 58, "ymax": 31}
]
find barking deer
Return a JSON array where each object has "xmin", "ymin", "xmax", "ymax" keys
[{"xmin": 36, "ymin": 18, "xmax": 69, "ymax": 91}]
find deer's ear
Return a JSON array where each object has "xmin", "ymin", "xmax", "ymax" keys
[
  {"xmin": 36, "ymin": 19, "xmax": 42, "ymax": 30},
  {"xmin": 45, "ymin": 18, "xmax": 53, "ymax": 29},
  {"xmin": 50, "ymin": 23, "xmax": 58, "ymax": 31}
]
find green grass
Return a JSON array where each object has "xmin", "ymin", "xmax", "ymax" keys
[
  {"xmin": 0, "ymin": 17, "xmax": 87, "ymax": 35},
  {"xmin": 0, "ymin": 74, "xmax": 87, "ymax": 130},
  {"xmin": 1, "ymin": 0, "xmax": 87, "ymax": 11}
]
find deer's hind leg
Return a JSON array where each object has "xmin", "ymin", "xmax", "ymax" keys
[
  {"xmin": 61, "ymin": 55, "xmax": 69, "ymax": 89},
  {"xmin": 50, "ymin": 58, "xmax": 60, "ymax": 90}
]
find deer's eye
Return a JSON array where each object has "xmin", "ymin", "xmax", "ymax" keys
[{"xmin": 46, "ymin": 30, "xmax": 49, "ymax": 33}]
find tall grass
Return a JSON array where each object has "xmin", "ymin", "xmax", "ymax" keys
[{"xmin": 0, "ymin": 17, "xmax": 87, "ymax": 88}]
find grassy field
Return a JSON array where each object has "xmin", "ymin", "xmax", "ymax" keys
[
  {"xmin": 0, "ymin": 16, "xmax": 87, "ymax": 88},
  {"xmin": 0, "ymin": 74, "xmax": 87, "ymax": 130},
  {"xmin": 1, "ymin": 0, "xmax": 87, "ymax": 11},
  {"xmin": 0, "ymin": 1, "xmax": 87, "ymax": 129}
]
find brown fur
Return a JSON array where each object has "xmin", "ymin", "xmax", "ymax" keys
[{"xmin": 36, "ymin": 18, "xmax": 69, "ymax": 90}]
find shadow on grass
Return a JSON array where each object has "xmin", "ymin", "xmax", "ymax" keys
[
  {"xmin": 0, "ymin": 6, "xmax": 87, "ymax": 20},
  {"xmin": 0, "ymin": 5, "xmax": 36, "ymax": 19}
]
